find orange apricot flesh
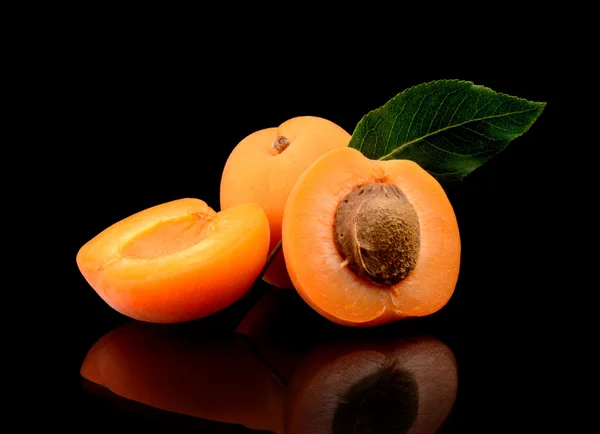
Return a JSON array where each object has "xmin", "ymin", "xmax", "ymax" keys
[
  {"xmin": 282, "ymin": 147, "xmax": 461, "ymax": 327},
  {"xmin": 220, "ymin": 116, "xmax": 351, "ymax": 289},
  {"xmin": 76, "ymin": 198, "xmax": 270, "ymax": 323}
]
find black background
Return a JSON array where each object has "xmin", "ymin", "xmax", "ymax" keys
[{"xmin": 36, "ymin": 25, "xmax": 566, "ymax": 431}]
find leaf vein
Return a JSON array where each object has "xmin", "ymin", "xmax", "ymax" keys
[
  {"xmin": 404, "ymin": 91, "xmax": 434, "ymax": 142},
  {"xmin": 422, "ymin": 139, "xmax": 474, "ymax": 157},
  {"xmin": 481, "ymin": 120, "xmax": 515, "ymax": 132},
  {"xmin": 378, "ymin": 107, "xmax": 535, "ymax": 160},
  {"xmin": 447, "ymin": 94, "xmax": 469, "ymax": 126},
  {"xmin": 473, "ymin": 98, "xmax": 492, "ymax": 116},
  {"xmin": 385, "ymin": 98, "xmax": 412, "ymax": 152},
  {"xmin": 427, "ymin": 88, "xmax": 461, "ymax": 133},
  {"xmin": 357, "ymin": 117, "xmax": 383, "ymax": 153},
  {"xmin": 462, "ymin": 126, "xmax": 498, "ymax": 141}
]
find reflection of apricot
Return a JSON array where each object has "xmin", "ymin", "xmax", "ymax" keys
[
  {"xmin": 80, "ymin": 321, "xmax": 285, "ymax": 433},
  {"xmin": 285, "ymin": 335, "xmax": 458, "ymax": 434},
  {"xmin": 220, "ymin": 116, "xmax": 351, "ymax": 289},
  {"xmin": 282, "ymin": 147, "xmax": 461, "ymax": 327},
  {"xmin": 235, "ymin": 288, "xmax": 330, "ymax": 384},
  {"xmin": 76, "ymin": 198, "xmax": 270, "ymax": 323}
]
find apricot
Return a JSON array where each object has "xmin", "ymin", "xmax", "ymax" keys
[
  {"xmin": 282, "ymin": 147, "xmax": 461, "ymax": 327},
  {"xmin": 220, "ymin": 116, "xmax": 351, "ymax": 289},
  {"xmin": 80, "ymin": 321, "xmax": 286, "ymax": 432},
  {"xmin": 76, "ymin": 198, "xmax": 270, "ymax": 323},
  {"xmin": 284, "ymin": 335, "xmax": 458, "ymax": 433}
]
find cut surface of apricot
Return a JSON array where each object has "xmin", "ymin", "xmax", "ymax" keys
[
  {"xmin": 220, "ymin": 116, "xmax": 351, "ymax": 289},
  {"xmin": 76, "ymin": 198, "xmax": 270, "ymax": 323},
  {"xmin": 282, "ymin": 147, "xmax": 461, "ymax": 327}
]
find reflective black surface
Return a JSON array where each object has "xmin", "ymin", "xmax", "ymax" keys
[
  {"xmin": 50, "ymin": 39, "xmax": 565, "ymax": 431},
  {"xmin": 73, "ymin": 286, "xmax": 464, "ymax": 433}
]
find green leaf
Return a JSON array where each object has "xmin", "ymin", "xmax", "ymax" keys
[{"xmin": 349, "ymin": 79, "xmax": 546, "ymax": 186}]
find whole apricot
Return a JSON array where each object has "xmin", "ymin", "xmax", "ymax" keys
[{"xmin": 220, "ymin": 116, "xmax": 351, "ymax": 288}]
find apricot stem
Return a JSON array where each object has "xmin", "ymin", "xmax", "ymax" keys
[
  {"xmin": 272, "ymin": 136, "xmax": 290, "ymax": 153},
  {"xmin": 258, "ymin": 240, "xmax": 282, "ymax": 282}
]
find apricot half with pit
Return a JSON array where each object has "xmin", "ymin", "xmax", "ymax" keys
[{"xmin": 282, "ymin": 147, "xmax": 461, "ymax": 327}]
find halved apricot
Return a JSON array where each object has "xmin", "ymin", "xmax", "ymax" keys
[
  {"xmin": 282, "ymin": 147, "xmax": 461, "ymax": 327},
  {"xmin": 284, "ymin": 335, "xmax": 458, "ymax": 433},
  {"xmin": 220, "ymin": 116, "xmax": 351, "ymax": 289},
  {"xmin": 80, "ymin": 321, "xmax": 286, "ymax": 432},
  {"xmin": 76, "ymin": 198, "xmax": 270, "ymax": 323}
]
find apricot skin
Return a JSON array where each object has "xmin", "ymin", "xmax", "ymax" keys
[
  {"xmin": 76, "ymin": 198, "xmax": 270, "ymax": 323},
  {"xmin": 220, "ymin": 116, "xmax": 351, "ymax": 289}
]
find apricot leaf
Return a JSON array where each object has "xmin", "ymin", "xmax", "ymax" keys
[{"xmin": 349, "ymin": 79, "xmax": 546, "ymax": 185}]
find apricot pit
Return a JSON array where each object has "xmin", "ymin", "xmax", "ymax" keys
[{"xmin": 334, "ymin": 182, "xmax": 420, "ymax": 286}]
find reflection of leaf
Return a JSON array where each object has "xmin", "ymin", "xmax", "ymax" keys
[{"xmin": 349, "ymin": 79, "xmax": 546, "ymax": 186}]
